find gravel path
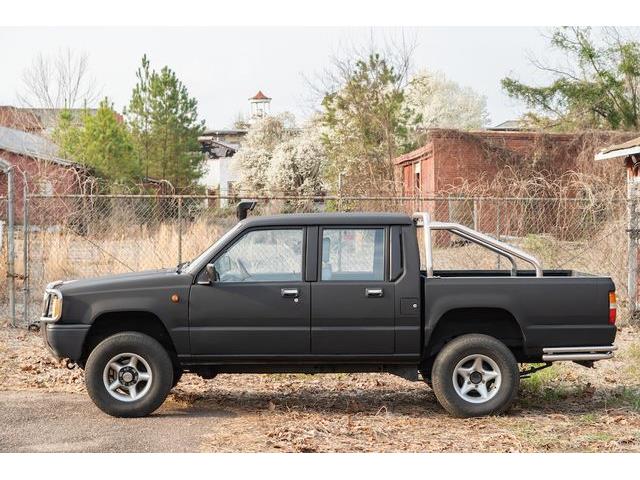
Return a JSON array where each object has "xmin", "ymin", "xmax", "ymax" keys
[{"xmin": 0, "ymin": 390, "xmax": 231, "ymax": 452}]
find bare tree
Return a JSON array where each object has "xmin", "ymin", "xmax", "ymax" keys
[
  {"xmin": 18, "ymin": 48, "xmax": 101, "ymax": 109},
  {"xmin": 304, "ymin": 30, "xmax": 418, "ymax": 195},
  {"xmin": 304, "ymin": 29, "xmax": 417, "ymax": 109}
]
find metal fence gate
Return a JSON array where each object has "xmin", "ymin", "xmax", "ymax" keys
[{"xmin": 1, "ymin": 159, "xmax": 30, "ymax": 327}]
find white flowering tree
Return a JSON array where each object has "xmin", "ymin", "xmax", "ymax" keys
[
  {"xmin": 404, "ymin": 70, "xmax": 489, "ymax": 131},
  {"xmin": 268, "ymin": 122, "xmax": 327, "ymax": 196},
  {"xmin": 236, "ymin": 113, "xmax": 326, "ymax": 196},
  {"xmin": 235, "ymin": 113, "xmax": 295, "ymax": 193}
]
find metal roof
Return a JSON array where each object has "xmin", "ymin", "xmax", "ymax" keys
[
  {"xmin": 0, "ymin": 125, "xmax": 81, "ymax": 168},
  {"xmin": 487, "ymin": 120, "xmax": 524, "ymax": 131},
  {"xmin": 201, "ymin": 129, "xmax": 248, "ymax": 136},
  {"xmin": 595, "ymin": 136, "xmax": 640, "ymax": 160}
]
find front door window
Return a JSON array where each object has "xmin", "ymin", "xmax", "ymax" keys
[{"xmin": 214, "ymin": 229, "xmax": 304, "ymax": 282}]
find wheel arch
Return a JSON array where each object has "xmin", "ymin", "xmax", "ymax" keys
[
  {"xmin": 80, "ymin": 310, "xmax": 178, "ymax": 367},
  {"xmin": 425, "ymin": 307, "xmax": 525, "ymax": 360}
]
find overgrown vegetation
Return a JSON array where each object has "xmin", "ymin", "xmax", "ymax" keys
[
  {"xmin": 502, "ymin": 27, "xmax": 640, "ymax": 131},
  {"xmin": 53, "ymin": 99, "xmax": 140, "ymax": 183},
  {"xmin": 50, "ymin": 54, "xmax": 205, "ymax": 189}
]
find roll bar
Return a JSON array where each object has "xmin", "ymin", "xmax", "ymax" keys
[{"xmin": 413, "ymin": 212, "xmax": 544, "ymax": 278}]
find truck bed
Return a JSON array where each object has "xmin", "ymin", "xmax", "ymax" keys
[{"xmin": 421, "ymin": 269, "xmax": 616, "ymax": 357}]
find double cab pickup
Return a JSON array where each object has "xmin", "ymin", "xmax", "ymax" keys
[{"xmin": 40, "ymin": 208, "xmax": 618, "ymax": 417}]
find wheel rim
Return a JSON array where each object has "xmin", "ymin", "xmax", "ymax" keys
[
  {"xmin": 452, "ymin": 354, "xmax": 502, "ymax": 404},
  {"xmin": 102, "ymin": 352, "xmax": 153, "ymax": 402}
]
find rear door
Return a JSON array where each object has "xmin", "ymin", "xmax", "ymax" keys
[
  {"xmin": 310, "ymin": 226, "xmax": 396, "ymax": 354},
  {"xmin": 189, "ymin": 227, "xmax": 310, "ymax": 356}
]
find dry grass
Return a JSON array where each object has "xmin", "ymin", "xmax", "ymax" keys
[
  {"xmin": 1, "ymin": 325, "xmax": 639, "ymax": 452},
  {"xmin": 18, "ymin": 216, "xmax": 235, "ymax": 299},
  {"xmin": 4, "ymin": 199, "xmax": 632, "ymax": 323}
]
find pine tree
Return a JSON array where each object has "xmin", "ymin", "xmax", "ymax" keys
[
  {"xmin": 126, "ymin": 56, "xmax": 206, "ymax": 188},
  {"xmin": 53, "ymin": 99, "xmax": 140, "ymax": 184}
]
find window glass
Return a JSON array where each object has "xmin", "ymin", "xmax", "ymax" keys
[
  {"xmin": 214, "ymin": 229, "xmax": 303, "ymax": 282},
  {"xmin": 321, "ymin": 228, "xmax": 385, "ymax": 281}
]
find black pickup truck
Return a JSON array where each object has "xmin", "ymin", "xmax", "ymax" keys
[{"xmin": 39, "ymin": 207, "xmax": 618, "ymax": 418}]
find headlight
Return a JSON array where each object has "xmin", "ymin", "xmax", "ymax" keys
[
  {"xmin": 40, "ymin": 283, "xmax": 64, "ymax": 323},
  {"xmin": 51, "ymin": 296, "xmax": 63, "ymax": 320}
]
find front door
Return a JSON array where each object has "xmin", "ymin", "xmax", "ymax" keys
[
  {"xmin": 311, "ymin": 227, "xmax": 395, "ymax": 355},
  {"xmin": 189, "ymin": 227, "xmax": 310, "ymax": 356}
]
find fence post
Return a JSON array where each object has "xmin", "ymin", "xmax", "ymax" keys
[
  {"xmin": 6, "ymin": 167, "xmax": 15, "ymax": 326},
  {"xmin": 177, "ymin": 196, "xmax": 183, "ymax": 265},
  {"xmin": 473, "ymin": 199, "xmax": 479, "ymax": 231},
  {"xmin": 495, "ymin": 200, "xmax": 501, "ymax": 270},
  {"xmin": 628, "ymin": 185, "xmax": 639, "ymax": 317},
  {"xmin": 337, "ymin": 172, "xmax": 344, "ymax": 211},
  {"xmin": 23, "ymin": 182, "xmax": 29, "ymax": 325}
]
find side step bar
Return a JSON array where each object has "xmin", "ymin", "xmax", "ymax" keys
[{"xmin": 542, "ymin": 345, "xmax": 617, "ymax": 362}]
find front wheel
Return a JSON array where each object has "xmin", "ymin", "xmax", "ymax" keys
[
  {"xmin": 85, "ymin": 332, "xmax": 174, "ymax": 417},
  {"xmin": 431, "ymin": 334, "xmax": 519, "ymax": 418}
]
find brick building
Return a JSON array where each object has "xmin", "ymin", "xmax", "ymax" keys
[
  {"xmin": 394, "ymin": 129, "xmax": 582, "ymax": 198},
  {"xmin": 0, "ymin": 106, "xmax": 102, "ymax": 136},
  {"xmin": 392, "ymin": 128, "xmax": 629, "ymax": 238},
  {"xmin": 0, "ymin": 125, "xmax": 90, "ymax": 222}
]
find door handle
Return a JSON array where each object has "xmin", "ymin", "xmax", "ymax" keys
[
  {"xmin": 365, "ymin": 288, "xmax": 384, "ymax": 298},
  {"xmin": 281, "ymin": 288, "xmax": 300, "ymax": 298}
]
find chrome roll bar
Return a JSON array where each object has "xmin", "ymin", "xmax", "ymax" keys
[{"xmin": 413, "ymin": 212, "xmax": 544, "ymax": 278}]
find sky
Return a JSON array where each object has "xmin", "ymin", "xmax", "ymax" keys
[{"xmin": 0, "ymin": 27, "xmax": 561, "ymax": 129}]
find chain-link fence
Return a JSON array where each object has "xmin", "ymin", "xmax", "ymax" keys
[{"xmin": 1, "ymin": 193, "xmax": 630, "ymax": 325}]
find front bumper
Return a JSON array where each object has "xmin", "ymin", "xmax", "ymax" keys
[{"xmin": 42, "ymin": 323, "xmax": 90, "ymax": 362}]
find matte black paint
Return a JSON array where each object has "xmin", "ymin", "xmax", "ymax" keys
[{"xmin": 43, "ymin": 212, "xmax": 616, "ymax": 372}]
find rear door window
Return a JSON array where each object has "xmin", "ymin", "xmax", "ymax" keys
[{"xmin": 320, "ymin": 228, "xmax": 385, "ymax": 281}]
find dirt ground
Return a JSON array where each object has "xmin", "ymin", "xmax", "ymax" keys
[{"xmin": 0, "ymin": 325, "xmax": 639, "ymax": 452}]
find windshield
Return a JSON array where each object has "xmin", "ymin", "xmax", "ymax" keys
[{"xmin": 182, "ymin": 223, "xmax": 243, "ymax": 275}]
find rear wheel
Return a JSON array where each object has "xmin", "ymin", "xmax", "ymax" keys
[
  {"xmin": 431, "ymin": 334, "xmax": 519, "ymax": 417},
  {"xmin": 85, "ymin": 332, "xmax": 173, "ymax": 417}
]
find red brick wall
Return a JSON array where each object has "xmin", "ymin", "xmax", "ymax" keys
[
  {"xmin": 430, "ymin": 131, "xmax": 580, "ymax": 192},
  {"xmin": 0, "ymin": 106, "xmax": 41, "ymax": 132},
  {"xmin": 0, "ymin": 149, "xmax": 83, "ymax": 222},
  {"xmin": 395, "ymin": 130, "xmax": 583, "ymax": 197},
  {"xmin": 393, "ymin": 130, "xmax": 589, "ymax": 234}
]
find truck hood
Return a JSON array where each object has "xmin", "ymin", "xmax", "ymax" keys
[{"xmin": 56, "ymin": 268, "xmax": 188, "ymax": 295}]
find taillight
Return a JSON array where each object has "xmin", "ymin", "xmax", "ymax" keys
[{"xmin": 609, "ymin": 291, "xmax": 617, "ymax": 325}]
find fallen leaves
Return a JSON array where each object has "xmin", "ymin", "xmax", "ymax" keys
[{"xmin": 1, "ymin": 325, "xmax": 640, "ymax": 452}]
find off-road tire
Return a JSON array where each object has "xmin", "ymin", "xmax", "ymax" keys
[
  {"xmin": 431, "ymin": 334, "xmax": 519, "ymax": 418},
  {"xmin": 85, "ymin": 332, "xmax": 173, "ymax": 417}
]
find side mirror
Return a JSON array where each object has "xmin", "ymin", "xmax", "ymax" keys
[{"xmin": 205, "ymin": 263, "xmax": 218, "ymax": 283}]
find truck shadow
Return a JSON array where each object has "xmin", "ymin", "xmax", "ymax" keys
[{"xmin": 166, "ymin": 382, "xmax": 639, "ymax": 418}]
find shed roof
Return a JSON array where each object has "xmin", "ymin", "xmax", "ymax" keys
[
  {"xmin": 0, "ymin": 125, "xmax": 82, "ymax": 168},
  {"xmin": 595, "ymin": 136, "xmax": 640, "ymax": 160},
  {"xmin": 487, "ymin": 120, "xmax": 524, "ymax": 131}
]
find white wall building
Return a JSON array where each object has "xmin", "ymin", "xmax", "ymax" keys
[{"xmin": 198, "ymin": 91, "xmax": 272, "ymax": 206}]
